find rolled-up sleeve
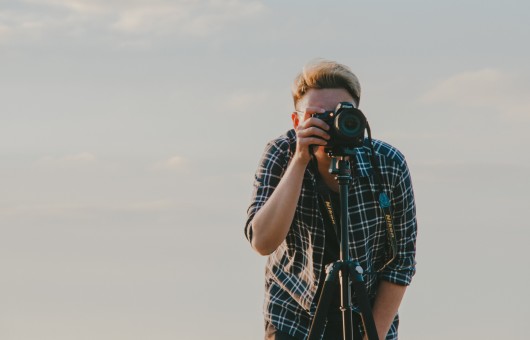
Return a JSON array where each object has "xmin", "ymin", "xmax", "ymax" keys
[
  {"xmin": 244, "ymin": 139, "xmax": 290, "ymax": 243},
  {"xmin": 379, "ymin": 159, "xmax": 417, "ymax": 286}
]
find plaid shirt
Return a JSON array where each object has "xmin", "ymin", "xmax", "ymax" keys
[{"xmin": 245, "ymin": 129, "xmax": 417, "ymax": 340}]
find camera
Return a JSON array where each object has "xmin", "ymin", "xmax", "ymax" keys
[{"xmin": 312, "ymin": 102, "xmax": 367, "ymax": 156}]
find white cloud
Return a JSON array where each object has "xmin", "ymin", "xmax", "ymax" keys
[
  {"xmin": 112, "ymin": 0, "xmax": 266, "ymax": 37},
  {"xmin": 36, "ymin": 152, "xmax": 97, "ymax": 166},
  {"xmin": 2, "ymin": 0, "xmax": 266, "ymax": 43},
  {"xmin": 24, "ymin": 0, "xmax": 107, "ymax": 14},
  {"xmin": 421, "ymin": 69, "xmax": 530, "ymax": 121},
  {"xmin": 111, "ymin": 4, "xmax": 189, "ymax": 36},
  {"xmin": 421, "ymin": 69, "xmax": 505, "ymax": 105},
  {"xmin": 153, "ymin": 155, "xmax": 190, "ymax": 171},
  {"xmin": 0, "ymin": 10, "xmax": 40, "ymax": 42}
]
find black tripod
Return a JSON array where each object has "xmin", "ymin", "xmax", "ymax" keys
[{"xmin": 308, "ymin": 157, "xmax": 379, "ymax": 340}]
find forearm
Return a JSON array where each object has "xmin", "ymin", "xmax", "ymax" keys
[
  {"xmin": 250, "ymin": 158, "xmax": 307, "ymax": 255},
  {"xmin": 368, "ymin": 281, "xmax": 407, "ymax": 340}
]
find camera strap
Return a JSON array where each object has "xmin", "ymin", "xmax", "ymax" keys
[
  {"xmin": 375, "ymin": 189, "xmax": 398, "ymax": 272},
  {"xmin": 366, "ymin": 125, "xmax": 398, "ymax": 272},
  {"xmin": 315, "ymin": 176, "xmax": 341, "ymax": 240},
  {"xmin": 315, "ymin": 176, "xmax": 360, "ymax": 262}
]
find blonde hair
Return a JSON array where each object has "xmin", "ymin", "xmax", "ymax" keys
[{"xmin": 291, "ymin": 59, "xmax": 361, "ymax": 108}]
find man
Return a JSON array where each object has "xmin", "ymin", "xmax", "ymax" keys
[{"xmin": 245, "ymin": 59, "xmax": 417, "ymax": 339}]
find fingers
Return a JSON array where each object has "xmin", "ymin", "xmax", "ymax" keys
[
  {"xmin": 297, "ymin": 106, "xmax": 325, "ymax": 120},
  {"xmin": 297, "ymin": 107, "xmax": 330, "ymax": 141},
  {"xmin": 303, "ymin": 117, "xmax": 330, "ymax": 133},
  {"xmin": 294, "ymin": 109, "xmax": 332, "ymax": 161},
  {"xmin": 297, "ymin": 124, "xmax": 329, "ymax": 143}
]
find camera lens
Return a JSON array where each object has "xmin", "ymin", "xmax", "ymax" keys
[{"xmin": 335, "ymin": 111, "xmax": 363, "ymax": 138}]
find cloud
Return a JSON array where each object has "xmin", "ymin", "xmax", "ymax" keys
[
  {"xmin": 421, "ymin": 69, "xmax": 530, "ymax": 121},
  {"xmin": 152, "ymin": 155, "xmax": 190, "ymax": 171},
  {"xmin": 421, "ymin": 69, "xmax": 505, "ymax": 105},
  {"xmin": 65, "ymin": 152, "xmax": 97, "ymax": 162},
  {"xmin": 24, "ymin": 0, "xmax": 106, "ymax": 14},
  {"xmin": 111, "ymin": 0, "xmax": 266, "ymax": 37},
  {"xmin": 0, "ymin": 9, "xmax": 42, "ymax": 42},
  {"xmin": 36, "ymin": 152, "xmax": 97, "ymax": 167},
  {"xmin": 2, "ymin": 0, "xmax": 266, "ymax": 43}
]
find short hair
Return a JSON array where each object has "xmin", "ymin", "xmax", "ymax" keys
[{"xmin": 291, "ymin": 59, "xmax": 361, "ymax": 108}]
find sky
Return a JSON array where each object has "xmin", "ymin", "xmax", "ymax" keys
[{"xmin": 1, "ymin": 0, "xmax": 529, "ymax": 339}]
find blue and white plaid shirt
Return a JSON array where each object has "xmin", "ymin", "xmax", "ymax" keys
[{"xmin": 245, "ymin": 129, "xmax": 417, "ymax": 339}]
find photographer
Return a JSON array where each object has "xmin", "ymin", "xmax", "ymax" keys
[{"xmin": 245, "ymin": 59, "xmax": 417, "ymax": 340}]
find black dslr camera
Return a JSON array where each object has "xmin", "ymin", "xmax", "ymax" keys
[{"xmin": 312, "ymin": 102, "xmax": 368, "ymax": 157}]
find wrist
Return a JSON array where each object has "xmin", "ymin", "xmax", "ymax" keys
[{"xmin": 291, "ymin": 153, "xmax": 312, "ymax": 170}]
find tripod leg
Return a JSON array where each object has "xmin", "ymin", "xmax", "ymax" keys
[
  {"xmin": 308, "ymin": 262, "xmax": 341, "ymax": 340},
  {"xmin": 349, "ymin": 262, "xmax": 379, "ymax": 340},
  {"xmin": 340, "ymin": 268, "xmax": 354, "ymax": 340}
]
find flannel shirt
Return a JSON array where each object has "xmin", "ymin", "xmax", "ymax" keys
[{"xmin": 245, "ymin": 129, "xmax": 417, "ymax": 340}]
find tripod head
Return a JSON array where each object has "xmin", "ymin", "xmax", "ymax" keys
[{"xmin": 328, "ymin": 156, "xmax": 353, "ymax": 180}]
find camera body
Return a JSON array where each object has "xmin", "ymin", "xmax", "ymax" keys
[{"xmin": 312, "ymin": 102, "xmax": 367, "ymax": 157}]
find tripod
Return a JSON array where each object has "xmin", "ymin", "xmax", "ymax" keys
[{"xmin": 308, "ymin": 157, "xmax": 379, "ymax": 340}]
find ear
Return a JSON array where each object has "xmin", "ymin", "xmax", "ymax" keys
[{"xmin": 291, "ymin": 111, "xmax": 300, "ymax": 128}]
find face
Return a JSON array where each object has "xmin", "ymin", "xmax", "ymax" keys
[{"xmin": 292, "ymin": 88, "xmax": 356, "ymax": 160}]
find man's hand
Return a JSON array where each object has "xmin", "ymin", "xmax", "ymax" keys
[{"xmin": 291, "ymin": 107, "xmax": 330, "ymax": 164}]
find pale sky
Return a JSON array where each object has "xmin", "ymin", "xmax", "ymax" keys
[{"xmin": 1, "ymin": 1, "xmax": 529, "ymax": 339}]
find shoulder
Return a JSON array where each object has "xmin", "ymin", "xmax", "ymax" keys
[
  {"xmin": 256, "ymin": 130, "xmax": 296, "ymax": 172},
  {"xmin": 263, "ymin": 129, "xmax": 296, "ymax": 156},
  {"xmin": 368, "ymin": 139, "xmax": 408, "ymax": 168}
]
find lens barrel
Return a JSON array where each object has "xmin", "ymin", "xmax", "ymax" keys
[
  {"xmin": 333, "ymin": 104, "xmax": 366, "ymax": 147},
  {"xmin": 335, "ymin": 110, "xmax": 364, "ymax": 139}
]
